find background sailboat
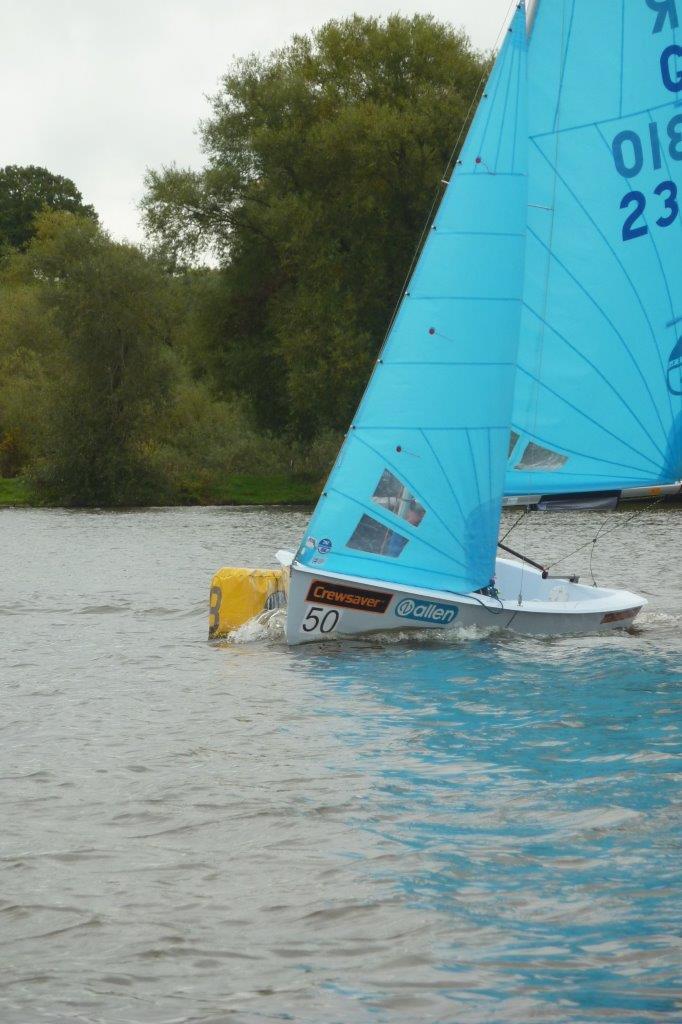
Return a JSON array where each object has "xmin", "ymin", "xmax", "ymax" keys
[{"xmin": 506, "ymin": 0, "xmax": 682, "ymax": 509}]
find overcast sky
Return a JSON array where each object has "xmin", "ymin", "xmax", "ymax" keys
[{"xmin": 1, "ymin": 0, "xmax": 515, "ymax": 244}]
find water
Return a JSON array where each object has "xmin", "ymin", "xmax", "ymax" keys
[{"xmin": 1, "ymin": 506, "xmax": 680, "ymax": 1024}]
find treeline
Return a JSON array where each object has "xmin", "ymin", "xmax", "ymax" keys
[{"xmin": 0, "ymin": 15, "xmax": 488, "ymax": 506}]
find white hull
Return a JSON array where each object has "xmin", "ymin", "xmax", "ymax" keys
[{"xmin": 284, "ymin": 557, "xmax": 645, "ymax": 645}]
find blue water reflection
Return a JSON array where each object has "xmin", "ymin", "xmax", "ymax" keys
[{"xmin": 294, "ymin": 637, "xmax": 682, "ymax": 1021}]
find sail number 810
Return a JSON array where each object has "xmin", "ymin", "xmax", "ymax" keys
[
  {"xmin": 612, "ymin": 115, "xmax": 682, "ymax": 241},
  {"xmin": 612, "ymin": 116, "xmax": 682, "ymax": 179}
]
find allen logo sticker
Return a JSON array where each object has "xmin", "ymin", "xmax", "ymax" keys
[{"xmin": 395, "ymin": 598, "xmax": 458, "ymax": 625}]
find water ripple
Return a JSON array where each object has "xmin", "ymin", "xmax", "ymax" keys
[{"xmin": 0, "ymin": 506, "xmax": 680, "ymax": 1023}]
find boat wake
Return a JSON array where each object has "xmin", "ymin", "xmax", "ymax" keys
[
  {"xmin": 225, "ymin": 609, "xmax": 286, "ymax": 644},
  {"xmin": 218, "ymin": 606, "xmax": 681, "ymax": 649},
  {"xmin": 224, "ymin": 611, "xmax": 503, "ymax": 647}
]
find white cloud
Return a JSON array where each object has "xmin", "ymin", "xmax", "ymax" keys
[{"xmin": 1, "ymin": 0, "xmax": 516, "ymax": 243}]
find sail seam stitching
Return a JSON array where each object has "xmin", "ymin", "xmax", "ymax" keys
[
  {"xmin": 526, "ymin": 223, "xmax": 670, "ymax": 451},
  {"xmin": 351, "ymin": 433, "xmax": 469, "ymax": 558},
  {"xmin": 516, "ymin": 367, "xmax": 665, "ymax": 472},
  {"xmin": 530, "ymin": 137, "xmax": 671, "ymax": 445},
  {"xmin": 327, "ymin": 486, "xmax": 468, "ymax": 570}
]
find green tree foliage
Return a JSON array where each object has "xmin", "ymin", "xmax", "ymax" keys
[
  {"xmin": 0, "ymin": 271, "xmax": 61, "ymax": 476},
  {"xmin": 0, "ymin": 212, "xmax": 314, "ymax": 506},
  {"xmin": 142, "ymin": 15, "xmax": 488, "ymax": 438},
  {"xmin": 0, "ymin": 165, "xmax": 97, "ymax": 252},
  {"xmin": 6, "ymin": 212, "xmax": 175, "ymax": 505}
]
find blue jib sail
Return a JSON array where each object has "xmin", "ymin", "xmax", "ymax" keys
[
  {"xmin": 295, "ymin": 5, "xmax": 528, "ymax": 595},
  {"xmin": 507, "ymin": 0, "xmax": 682, "ymax": 497}
]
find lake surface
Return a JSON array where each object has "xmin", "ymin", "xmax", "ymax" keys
[{"xmin": 1, "ymin": 506, "xmax": 680, "ymax": 1024}]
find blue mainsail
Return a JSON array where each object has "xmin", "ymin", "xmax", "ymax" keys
[
  {"xmin": 295, "ymin": 5, "xmax": 527, "ymax": 595},
  {"xmin": 507, "ymin": 0, "xmax": 682, "ymax": 497}
]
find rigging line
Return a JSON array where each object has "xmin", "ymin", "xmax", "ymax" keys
[
  {"xmin": 545, "ymin": 493, "xmax": 668, "ymax": 571},
  {"xmin": 589, "ymin": 536, "xmax": 598, "ymax": 587},
  {"xmin": 518, "ymin": 500, "xmax": 528, "ymax": 603},
  {"xmin": 588, "ymin": 509, "xmax": 623, "ymax": 586},
  {"xmin": 455, "ymin": 591, "xmax": 506, "ymax": 615},
  {"xmin": 375, "ymin": 0, "xmax": 518, "ymax": 353},
  {"xmin": 500, "ymin": 507, "xmax": 528, "ymax": 543}
]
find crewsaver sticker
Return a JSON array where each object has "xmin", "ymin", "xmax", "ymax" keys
[{"xmin": 306, "ymin": 580, "xmax": 392, "ymax": 614}]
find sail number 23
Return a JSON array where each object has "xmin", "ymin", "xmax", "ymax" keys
[
  {"xmin": 612, "ymin": 115, "xmax": 682, "ymax": 241},
  {"xmin": 614, "ymin": 2, "xmax": 682, "ymax": 241}
]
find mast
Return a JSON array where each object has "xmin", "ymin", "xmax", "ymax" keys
[{"xmin": 526, "ymin": 0, "xmax": 541, "ymax": 36}]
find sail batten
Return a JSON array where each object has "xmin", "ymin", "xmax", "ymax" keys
[{"xmin": 295, "ymin": 6, "xmax": 528, "ymax": 594}]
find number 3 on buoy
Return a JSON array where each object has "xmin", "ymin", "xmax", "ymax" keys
[{"xmin": 301, "ymin": 606, "xmax": 341, "ymax": 634}]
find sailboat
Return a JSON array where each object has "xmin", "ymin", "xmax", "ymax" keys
[
  {"xmin": 504, "ymin": 0, "xmax": 682, "ymax": 512},
  {"xmin": 210, "ymin": 0, "xmax": 682, "ymax": 644}
]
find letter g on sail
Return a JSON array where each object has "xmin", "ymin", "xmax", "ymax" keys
[
  {"xmin": 667, "ymin": 337, "xmax": 682, "ymax": 394},
  {"xmin": 661, "ymin": 43, "xmax": 682, "ymax": 92}
]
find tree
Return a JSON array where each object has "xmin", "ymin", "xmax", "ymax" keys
[
  {"xmin": 0, "ymin": 165, "xmax": 97, "ymax": 252},
  {"xmin": 10, "ymin": 212, "xmax": 175, "ymax": 506},
  {"xmin": 142, "ymin": 15, "xmax": 488, "ymax": 438},
  {"xmin": 0, "ymin": 276, "xmax": 60, "ymax": 477}
]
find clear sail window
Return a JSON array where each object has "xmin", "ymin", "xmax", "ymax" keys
[
  {"xmin": 508, "ymin": 431, "xmax": 520, "ymax": 457},
  {"xmin": 515, "ymin": 442, "xmax": 568, "ymax": 472},
  {"xmin": 347, "ymin": 515, "xmax": 409, "ymax": 558},
  {"xmin": 372, "ymin": 470, "xmax": 426, "ymax": 527}
]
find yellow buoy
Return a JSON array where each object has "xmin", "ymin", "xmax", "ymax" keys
[{"xmin": 208, "ymin": 566, "xmax": 288, "ymax": 638}]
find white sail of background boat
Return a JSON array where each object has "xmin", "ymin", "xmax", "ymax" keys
[{"xmin": 210, "ymin": 0, "xmax": 682, "ymax": 643}]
